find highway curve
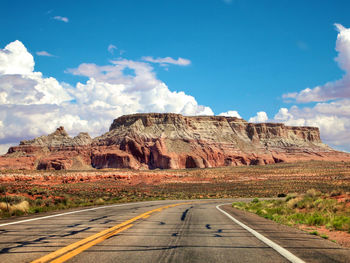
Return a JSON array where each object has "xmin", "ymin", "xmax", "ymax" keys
[{"xmin": 0, "ymin": 199, "xmax": 349, "ymax": 263}]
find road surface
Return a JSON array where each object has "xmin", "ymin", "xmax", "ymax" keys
[{"xmin": 0, "ymin": 199, "xmax": 349, "ymax": 263}]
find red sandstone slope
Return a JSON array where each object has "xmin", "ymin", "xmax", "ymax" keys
[{"xmin": 0, "ymin": 113, "xmax": 349, "ymax": 170}]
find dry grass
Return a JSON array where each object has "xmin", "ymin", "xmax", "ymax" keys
[
  {"xmin": 0, "ymin": 200, "xmax": 29, "ymax": 215},
  {"xmin": 10, "ymin": 201, "xmax": 29, "ymax": 213}
]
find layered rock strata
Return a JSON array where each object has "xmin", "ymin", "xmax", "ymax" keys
[{"xmin": 0, "ymin": 113, "xmax": 349, "ymax": 170}]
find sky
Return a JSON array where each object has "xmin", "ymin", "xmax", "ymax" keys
[{"xmin": 0, "ymin": 0, "xmax": 350, "ymax": 152}]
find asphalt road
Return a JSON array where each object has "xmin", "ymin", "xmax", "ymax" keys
[{"xmin": 0, "ymin": 199, "xmax": 349, "ymax": 263}]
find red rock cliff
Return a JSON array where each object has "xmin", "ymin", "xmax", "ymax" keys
[{"xmin": 0, "ymin": 113, "xmax": 349, "ymax": 170}]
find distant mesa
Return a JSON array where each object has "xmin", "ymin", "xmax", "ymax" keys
[{"xmin": 0, "ymin": 113, "xmax": 349, "ymax": 170}]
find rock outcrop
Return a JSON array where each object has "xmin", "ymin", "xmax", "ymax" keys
[{"xmin": 0, "ymin": 113, "xmax": 349, "ymax": 170}]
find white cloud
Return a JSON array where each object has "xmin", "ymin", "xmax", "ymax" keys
[
  {"xmin": 0, "ymin": 40, "xmax": 34, "ymax": 75},
  {"xmin": 0, "ymin": 41, "xmax": 71, "ymax": 105},
  {"xmin": 0, "ymin": 40, "xmax": 213, "ymax": 154},
  {"xmin": 68, "ymin": 59, "xmax": 213, "ymax": 115},
  {"xmin": 0, "ymin": 143, "xmax": 13, "ymax": 155},
  {"xmin": 284, "ymin": 23, "xmax": 350, "ymax": 103},
  {"xmin": 142, "ymin": 56, "xmax": 191, "ymax": 66},
  {"xmin": 249, "ymin": 111, "xmax": 269, "ymax": 123},
  {"xmin": 36, "ymin": 51, "xmax": 54, "ymax": 57},
  {"xmin": 68, "ymin": 60, "xmax": 163, "ymax": 91},
  {"xmin": 272, "ymin": 102, "xmax": 350, "ymax": 151},
  {"xmin": 53, "ymin": 16, "xmax": 69, "ymax": 23},
  {"xmin": 218, "ymin": 110, "xmax": 241, "ymax": 118},
  {"xmin": 107, "ymin": 44, "xmax": 117, "ymax": 54}
]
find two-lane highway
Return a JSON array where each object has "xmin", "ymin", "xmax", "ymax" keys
[{"xmin": 0, "ymin": 200, "xmax": 349, "ymax": 263}]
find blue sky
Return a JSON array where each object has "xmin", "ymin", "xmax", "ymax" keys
[{"xmin": 0, "ymin": 0, "xmax": 350, "ymax": 152}]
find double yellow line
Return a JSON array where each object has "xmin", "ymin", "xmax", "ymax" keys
[{"xmin": 32, "ymin": 202, "xmax": 189, "ymax": 263}]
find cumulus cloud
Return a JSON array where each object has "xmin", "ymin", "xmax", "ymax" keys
[
  {"xmin": 107, "ymin": 44, "xmax": 117, "ymax": 54},
  {"xmin": 0, "ymin": 41, "xmax": 71, "ymax": 105},
  {"xmin": 249, "ymin": 111, "xmax": 269, "ymax": 123},
  {"xmin": 218, "ymin": 110, "xmax": 241, "ymax": 118},
  {"xmin": 36, "ymin": 51, "xmax": 54, "ymax": 57},
  {"xmin": 0, "ymin": 40, "xmax": 34, "ymax": 75},
  {"xmin": 284, "ymin": 23, "xmax": 350, "ymax": 103},
  {"xmin": 0, "ymin": 40, "xmax": 213, "ymax": 154},
  {"xmin": 68, "ymin": 59, "xmax": 212, "ymax": 115},
  {"xmin": 272, "ymin": 102, "xmax": 350, "ymax": 151},
  {"xmin": 142, "ymin": 56, "xmax": 191, "ymax": 66},
  {"xmin": 53, "ymin": 16, "xmax": 69, "ymax": 23}
]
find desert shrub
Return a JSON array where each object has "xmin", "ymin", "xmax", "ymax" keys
[
  {"xmin": 306, "ymin": 188, "xmax": 321, "ymax": 198},
  {"xmin": 252, "ymin": 197, "xmax": 259, "ymax": 203},
  {"xmin": 331, "ymin": 216, "xmax": 350, "ymax": 231},
  {"xmin": 309, "ymin": 230, "xmax": 319, "ymax": 235},
  {"xmin": 0, "ymin": 195, "xmax": 25, "ymax": 204},
  {"xmin": 31, "ymin": 207, "xmax": 45, "ymax": 213},
  {"xmin": 318, "ymin": 199, "xmax": 337, "ymax": 212},
  {"xmin": 44, "ymin": 198, "xmax": 53, "ymax": 207},
  {"xmin": 96, "ymin": 198, "xmax": 105, "ymax": 204},
  {"xmin": 0, "ymin": 202, "xmax": 9, "ymax": 211},
  {"xmin": 34, "ymin": 198, "xmax": 43, "ymax": 206},
  {"xmin": 0, "ymin": 200, "xmax": 30, "ymax": 216},
  {"xmin": 287, "ymin": 196, "xmax": 303, "ymax": 209},
  {"xmin": 314, "ymin": 198, "xmax": 324, "ymax": 208},
  {"xmin": 232, "ymin": 202, "xmax": 245, "ymax": 209},
  {"xmin": 306, "ymin": 213, "xmax": 325, "ymax": 226},
  {"xmin": 10, "ymin": 200, "xmax": 29, "ymax": 213},
  {"xmin": 287, "ymin": 213, "xmax": 306, "ymax": 224},
  {"xmin": 285, "ymin": 193, "xmax": 298, "ymax": 202}
]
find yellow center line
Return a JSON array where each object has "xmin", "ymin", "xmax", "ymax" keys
[
  {"xmin": 51, "ymin": 224, "xmax": 134, "ymax": 263},
  {"xmin": 31, "ymin": 202, "xmax": 190, "ymax": 263}
]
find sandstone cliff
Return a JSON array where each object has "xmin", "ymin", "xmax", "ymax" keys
[{"xmin": 0, "ymin": 113, "xmax": 349, "ymax": 170}]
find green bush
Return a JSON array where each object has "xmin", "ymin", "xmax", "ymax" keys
[
  {"xmin": 252, "ymin": 197, "xmax": 259, "ymax": 203},
  {"xmin": 306, "ymin": 213, "xmax": 325, "ymax": 226},
  {"xmin": 288, "ymin": 213, "xmax": 306, "ymax": 224},
  {"xmin": 331, "ymin": 216, "xmax": 350, "ymax": 231},
  {"xmin": 309, "ymin": 230, "xmax": 319, "ymax": 235},
  {"xmin": 232, "ymin": 189, "xmax": 350, "ymax": 235}
]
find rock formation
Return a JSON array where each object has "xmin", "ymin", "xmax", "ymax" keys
[{"xmin": 0, "ymin": 113, "xmax": 349, "ymax": 170}]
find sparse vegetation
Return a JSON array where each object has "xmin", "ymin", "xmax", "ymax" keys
[
  {"xmin": 1, "ymin": 161, "xmax": 350, "ymax": 218},
  {"xmin": 232, "ymin": 188, "xmax": 350, "ymax": 233}
]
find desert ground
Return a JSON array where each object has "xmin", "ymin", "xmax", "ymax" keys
[{"xmin": 1, "ymin": 161, "xmax": 350, "ymax": 213}]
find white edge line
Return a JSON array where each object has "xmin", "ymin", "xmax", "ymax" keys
[
  {"xmin": 216, "ymin": 204, "xmax": 306, "ymax": 263},
  {"xmin": 0, "ymin": 201, "xmax": 164, "ymax": 227}
]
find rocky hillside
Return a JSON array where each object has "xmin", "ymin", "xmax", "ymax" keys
[{"xmin": 0, "ymin": 113, "xmax": 349, "ymax": 170}]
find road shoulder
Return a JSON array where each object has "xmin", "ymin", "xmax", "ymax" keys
[{"xmin": 221, "ymin": 204, "xmax": 350, "ymax": 263}]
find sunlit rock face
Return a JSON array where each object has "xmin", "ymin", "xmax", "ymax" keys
[{"xmin": 1, "ymin": 113, "xmax": 349, "ymax": 170}]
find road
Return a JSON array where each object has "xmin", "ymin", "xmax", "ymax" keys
[{"xmin": 0, "ymin": 199, "xmax": 349, "ymax": 263}]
